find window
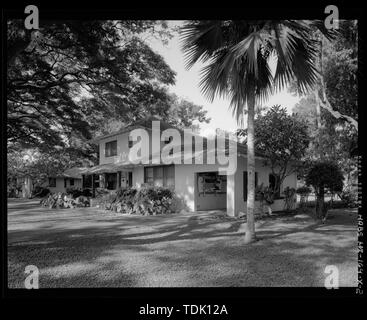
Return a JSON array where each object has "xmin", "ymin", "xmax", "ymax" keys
[
  {"xmin": 269, "ymin": 173, "xmax": 281, "ymax": 199},
  {"xmin": 197, "ymin": 172, "xmax": 227, "ymax": 195},
  {"xmin": 64, "ymin": 178, "xmax": 67, "ymax": 188},
  {"xmin": 70, "ymin": 178, "xmax": 74, "ymax": 186},
  {"xmin": 144, "ymin": 165, "xmax": 175, "ymax": 187},
  {"xmin": 154, "ymin": 166, "xmax": 164, "ymax": 186},
  {"xmin": 105, "ymin": 173, "xmax": 117, "ymax": 190},
  {"xmin": 164, "ymin": 165, "xmax": 175, "ymax": 187},
  {"xmin": 49, "ymin": 178, "xmax": 56, "ymax": 188},
  {"xmin": 105, "ymin": 140, "xmax": 117, "ymax": 157},
  {"xmin": 243, "ymin": 171, "xmax": 258, "ymax": 201},
  {"xmin": 145, "ymin": 167, "xmax": 154, "ymax": 185}
]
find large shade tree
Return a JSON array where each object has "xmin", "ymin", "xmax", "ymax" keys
[
  {"xmin": 7, "ymin": 20, "xmax": 177, "ymax": 152},
  {"xmin": 181, "ymin": 20, "xmax": 330, "ymax": 243},
  {"xmin": 8, "ymin": 20, "xmax": 210, "ymax": 179}
]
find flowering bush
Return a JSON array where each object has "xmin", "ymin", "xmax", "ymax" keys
[
  {"xmin": 40, "ymin": 192, "xmax": 90, "ymax": 208},
  {"xmin": 100, "ymin": 186, "xmax": 186, "ymax": 215}
]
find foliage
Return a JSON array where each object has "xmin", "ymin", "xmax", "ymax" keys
[
  {"xmin": 7, "ymin": 148, "xmax": 88, "ymax": 188},
  {"xmin": 183, "ymin": 21, "xmax": 329, "ymax": 121},
  {"xmin": 293, "ymin": 96, "xmax": 358, "ymax": 162},
  {"xmin": 180, "ymin": 20, "xmax": 331, "ymax": 119},
  {"xmin": 255, "ymin": 183, "xmax": 274, "ymax": 204},
  {"xmin": 133, "ymin": 186, "xmax": 174, "ymax": 215},
  {"xmin": 7, "ymin": 20, "xmax": 212, "ymax": 176},
  {"xmin": 323, "ymin": 20, "xmax": 358, "ymax": 122},
  {"xmin": 8, "ymin": 20, "xmax": 175, "ymax": 152},
  {"xmin": 305, "ymin": 161, "xmax": 344, "ymax": 194},
  {"xmin": 305, "ymin": 161, "xmax": 344, "ymax": 219},
  {"xmin": 94, "ymin": 93, "xmax": 210, "ymax": 137},
  {"xmin": 65, "ymin": 187, "xmax": 92, "ymax": 199},
  {"xmin": 180, "ymin": 20, "xmax": 329, "ymax": 243},
  {"xmin": 289, "ymin": 20, "xmax": 357, "ymax": 129},
  {"xmin": 283, "ymin": 187, "xmax": 296, "ymax": 212},
  {"xmin": 296, "ymin": 186, "xmax": 312, "ymax": 195},
  {"xmin": 40, "ymin": 193, "xmax": 90, "ymax": 208},
  {"xmin": 98, "ymin": 186, "xmax": 185, "ymax": 215},
  {"xmin": 31, "ymin": 186, "xmax": 50, "ymax": 198},
  {"xmin": 239, "ymin": 105, "xmax": 310, "ymax": 195},
  {"xmin": 338, "ymin": 189, "xmax": 358, "ymax": 208}
]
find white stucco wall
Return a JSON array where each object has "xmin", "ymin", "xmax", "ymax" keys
[
  {"xmin": 99, "ymin": 128, "xmax": 171, "ymax": 165},
  {"xmin": 226, "ymin": 156, "xmax": 298, "ymax": 216},
  {"xmin": 45, "ymin": 178, "xmax": 82, "ymax": 193},
  {"xmin": 47, "ymin": 178, "xmax": 65, "ymax": 193},
  {"xmin": 99, "ymin": 132, "xmax": 131, "ymax": 165},
  {"xmin": 174, "ymin": 156, "xmax": 297, "ymax": 216}
]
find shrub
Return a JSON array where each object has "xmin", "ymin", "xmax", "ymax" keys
[
  {"xmin": 133, "ymin": 186, "xmax": 174, "ymax": 215},
  {"xmin": 101, "ymin": 186, "xmax": 183, "ymax": 215},
  {"xmin": 32, "ymin": 186, "xmax": 50, "ymax": 198},
  {"xmin": 82, "ymin": 188, "xmax": 92, "ymax": 197},
  {"xmin": 296, "ymin": 186, "xmax": 312, "ymax": 195},
  {"xmin": 338, "ymin": 189, "xmax": 358, "ymax": 208},
  {"xmin": 283, "ymin": 187, "xmax": 296, "ymax": 211},
  {"xmin": 40, "ymin": 192, "xmax": 90, "ymax": 208},
  {"xmin": 305, "ymin": 161, "xmax": 344, "ymax": 220},
  {"xmin": 66, "ymin": 187, "xmax": 83, "ymax": 199}
]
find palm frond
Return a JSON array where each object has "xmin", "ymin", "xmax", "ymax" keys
[
  {"xmin": 180, "ymin": 20, "xmax": 321, "ymax": 122},
  {"xmin": 180, "ymin": 20, "xmax": 225, "ymax": 69}
]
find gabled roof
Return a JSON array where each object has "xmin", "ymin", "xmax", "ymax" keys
[{"xmin": 89, "ymin": 116, "xmax": 175, "ymax": 143}]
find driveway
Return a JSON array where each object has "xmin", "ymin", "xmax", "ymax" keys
[{"xmin": 7, "ymin": 199, "xmax": 358, "ymax": 287}]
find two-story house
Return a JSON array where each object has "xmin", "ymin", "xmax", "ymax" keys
[{"xmin": 82, "ymin": 118, "xmax": 298, "ymax": 217}]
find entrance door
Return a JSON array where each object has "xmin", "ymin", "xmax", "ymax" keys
[{"xmin": 119, "ymin": 171, "xmax": 133, "ymax": 188}]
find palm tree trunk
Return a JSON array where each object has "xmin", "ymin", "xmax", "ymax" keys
[{"xmin": 244, "ymin": 90, "xmax": 256, "ymax": 243}]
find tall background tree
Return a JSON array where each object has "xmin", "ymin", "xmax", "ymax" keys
[
  {"xmin": 291, "ymin": 20, "xmax": 358, "ymax": 200},
  {"xmin": 181, "ymin": 20, "xmax": 326, "ymax": 243},
  {"xmin": 8, "ymin": 20, "xmax": 210, "ymax": 181},
  {"xmin": 238, "ymin": 105, "xmax": 310, "ymax": 201}
]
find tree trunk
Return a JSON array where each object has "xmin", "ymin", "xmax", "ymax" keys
[
  {"xmin": 244, "ymin": 90, "xmax": 256, "ymax": 243},
  {"xmin": 315, "ymin": 187, "xmax": 325, "ymax": 220},
  {"xmin": 314, "ymin": 89, "xmax": 322, "ymax": 130}
]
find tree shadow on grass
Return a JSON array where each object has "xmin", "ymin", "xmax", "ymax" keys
[{"xmin": 7, "ymin": 202, "xmax": 358, "ymax": 288}]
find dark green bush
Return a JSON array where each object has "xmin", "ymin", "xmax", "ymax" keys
[
  {"xmin": 338, "ymin": 189, "xmax": 358, "ymax": 208},
  {"xmin": 296, "ymin": 186, "xmax": 312, "ymax": 195},
  {"xmin": 82, "ymin": 188, "xmax": 92, "ymax": 197},
  {"xmin": 32, "ymin": 186, "xmax": 50, "ymax": 198},
  {"xmin": 305, "ymin": 161, "xmax": 344, "ymax": 219},
  {"xmin": 66, "ymin": 187, "xmax": 83, "ymax": 199}
]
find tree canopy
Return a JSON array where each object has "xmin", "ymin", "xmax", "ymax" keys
[
  {"xmin": 305, "ymin": 161, "xmax": 344, "ymax": 195},
  {"xmin": 8, "ymin": 20, "xmax": 209, "ymax": 155},
  {"xmin": 238, "ymin": 105, "xmax": 310, "ymax": 194}
]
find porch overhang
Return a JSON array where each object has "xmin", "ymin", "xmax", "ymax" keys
[{"xmin": 83, "ymin": 162, "xmax": 136, "ymax": 175}]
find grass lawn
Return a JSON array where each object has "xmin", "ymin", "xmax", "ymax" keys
[{"xmin": 8, "ymin": 198, "xmax": 358, "ymax": 287}]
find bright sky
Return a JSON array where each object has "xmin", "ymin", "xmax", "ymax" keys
[{"xmin": 147, "ymin": 21, "xmax": 301, "ymax": 137}]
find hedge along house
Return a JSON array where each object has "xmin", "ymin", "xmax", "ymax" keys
[
  {"xmin": 46, "ymin": 167, "xmax": 87, "ymax": 193},
  {"xmin": 83, "ymin": 118, "xmax": 298, "ymax": 217}
]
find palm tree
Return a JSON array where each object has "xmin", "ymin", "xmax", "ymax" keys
[{"xmin": 181, "ymin": 20, "xmax": 327, "ymax": 243}]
